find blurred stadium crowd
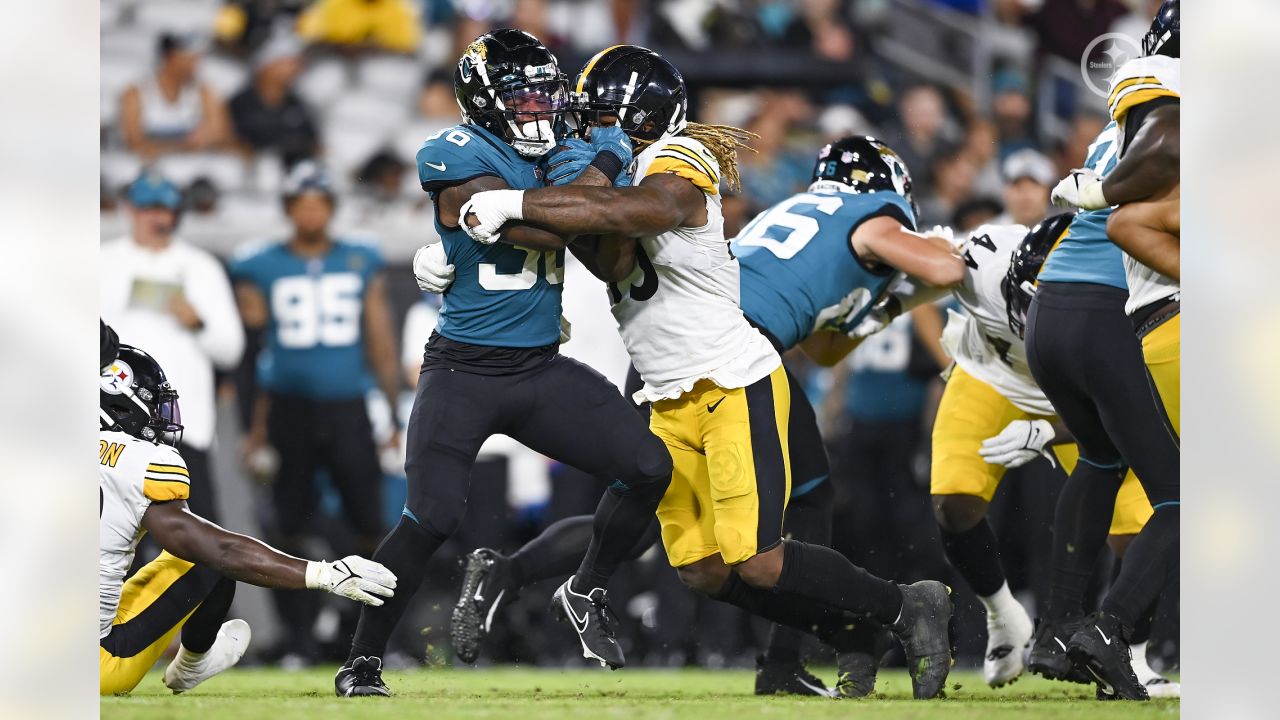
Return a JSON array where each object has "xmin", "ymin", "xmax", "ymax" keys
[{"xmin": 99, "ymin": 0, "xmax": 1175, "ymax": 670}]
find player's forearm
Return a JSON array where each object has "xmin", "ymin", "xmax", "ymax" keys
[
  {"xmin": 499, "ymin": 223, "xmax": 572, "ymax": 251},
  {"xmin": 522, "ymin": 186, "xmax": 682, "ymax": 236},
  {"xmin": 798, "ymin": 330, "xmax": 861, "ymax": 367},
  {"xmin": 206, "ymin": 530, "xmax": 309, "ymax": 589},
  {"xmin": 570, "ymin": 234, "xmax": 637, "ymax": 283}
]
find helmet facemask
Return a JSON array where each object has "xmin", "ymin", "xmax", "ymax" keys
[{"xmin": 457, "ymin": 39, "xmax": 569, "ymax": 158}]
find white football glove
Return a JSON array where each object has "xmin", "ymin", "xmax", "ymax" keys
[
  {"xmin": 305, "ymin": 556, "xmax": 397, "ymax": 606},
  {"xmin": 978, "ymin": 419, "xmax": 1055, "ymax": 469},
  {"xmin": 413, "ymin": 242, "xmax": 454, "ymax": 294},
  {"xmin": 1051, "ymin": 168, "xmax": 1109, "ymax": 211},
  {"xmin": 559, "ymin": 315, "xmax": 572, "ymax": 344},
  {"xmin": 924, "ymin": 224, "xmax": 961, "ymax": 250},
  {"xmin": 849, "ymin": 297, "xmax": 894, "ymax": 339},
  {"xmin": 458, "ymin": 189, "xmax": 525, "ymax": 244}
]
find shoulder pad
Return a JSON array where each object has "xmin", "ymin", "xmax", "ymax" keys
[
  {"xmin": 229, "ymin": 239, "xmax": 283, "ymax": 273},
  {"xmin": 1108, "ymin": 56, "xmax": 1180, "ymax": 123},
  {"xmin": 142, "ymin": 445, "xmax": 190, "ymax": 503},
  {"xmin": 642, "ymin": 136, "xmax": 721, "ymax": 196},
  {"xmin": 417, "ymin": 125, "xmax": 502, "ymax": 193}
]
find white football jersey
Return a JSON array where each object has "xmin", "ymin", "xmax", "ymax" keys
[
  {"xmin": 942, "ymin": 224, "xmax": 1056, "ymax": 416},
  {"xmin": 612, "ymin": 136, "xmax": 780, "ymax": 403},
  {"xmin": 1108, "ymin": 55, "xmax": 1182, "ymax": 315},
  {"xmin": 99, "ymin": 429, "xmax": 190, "ymax": 637}
]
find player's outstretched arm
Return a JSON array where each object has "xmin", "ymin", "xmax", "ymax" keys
[
  {"xmin": 438, "ymin": 175, "xmax": 572, "ymax": 251},
  {"xmin": 1101, "ymin": 104, "xmax": 1180, "ymax": 205},
  {"xmin": 142, "ymin": 501, "xmax": 396, "ymax": 605},
  {"xmin": 852, "ymin": 216, "xmax": 966, "ymax": 288}
]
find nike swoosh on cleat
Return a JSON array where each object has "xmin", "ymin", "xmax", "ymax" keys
[
  {"xmin": 797, "ymin": 677, "xmax": 835, "ymax": 697},
  {"xmin": 1096, "ymin": 627, "xmax": 1113, "ymax": 646},
  {"xmin": 1086, "ymin": 665, "xmax": 1113, "ymax": 695},
  {"xmin": 424, "ymin": 161, "xmax": 447, "ymax": 171},
  {"xmin": 483, "ymin": 589, "xmax": 505, "ymax": 633},
  {"xmin": 564, "ymin": 594, "xmax": 590, "ymax": 633},
  {"xmin": 1054, "ymin": 637, "xmax": 1068, "ymax": 652}
]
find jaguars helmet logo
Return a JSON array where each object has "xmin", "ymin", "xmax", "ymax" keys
[{"xmin": 459, "ymin": 39, "xmax": 488, "ymax": 82}]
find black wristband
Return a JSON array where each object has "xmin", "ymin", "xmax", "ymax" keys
[{"xmin": 589, "ymin": 151, "xmax": 625, "ymax": 183}]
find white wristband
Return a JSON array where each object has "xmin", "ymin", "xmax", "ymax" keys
[
  {"xmin": 1079, "ymin": 179, "xmax": 1108, "ymax": 210},
  {"xmin": 304, "ymin": 560, "xmax": 328, "ymax": 590}
]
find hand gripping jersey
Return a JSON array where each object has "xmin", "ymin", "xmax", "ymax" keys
[
  {"xmin": 418, "ymin": 124, "xmax": 564, "ymax": 347},
  {"xmin": 99, "ymin": 430, "xmax": 190, "ymax": 637},
  {"xmin": 941, "ymin": 224, "xmax": 1056, "ymax": 416},
  {"xmin": 230, "ymin": 239, "xmax": 382, "ymax": 399},
  {"xmin": 1109, "ymin": 55, "xmax": 1182, "ymax": 316},
  {"xmin": 734, "ymin": 190, "xmax": 917, "ymax": 350},
  {"xmin": 1036, "ymin": 123, "xmax": 1126, "ymax": 288},
  {"xmin": 610, "ymin": 136, "xmax": 780, "ymax": 403}
]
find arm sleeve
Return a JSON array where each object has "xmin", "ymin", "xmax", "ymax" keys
[
  {"xmin": 142, "ymin": 446, "xmax": 191, "ymax": 502},
  {"xmin": 643, "ymin": 138, "xmax": 722, "ymax": 196},
  {"xmin": 417, "ymin": 127, "xmax": 502, "ymax": 195},
  {"xmin": 187, "ymin": 251, "xmax": 246, "ymax": 370}
]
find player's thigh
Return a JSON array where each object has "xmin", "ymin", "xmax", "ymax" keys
[
  {"xmin": 1109, "ymin": 469, "xmax": 1154, "ymax": 536},
  {"xmin": 656, "ymin": 437, "xmax": 720, "ymax": 568},
  {"xmin": 401, "ymin": 368, "xmax": 505, "ymax": 530},
  {"xmin": 1142, "ymin": 314, "xmax": 1180, "ymax": 435},
  {"xmin": 930, "ymin": 366, "xmax": 1022, "ymax": 502},
  {"xmin": 702, "ymin": 365, "xmax": 791, "ymax": 565},
  {"xmin": 1025, "ymin": 296, "xmax": 1124, "ymax": 465},
  {"xmin": 785, "ymin": 369, "xmax": 830, "ymax": 494},
  {"xmin": 100, "ymin": 553, "xmax": 219, "ymax": 695},
  {"xmin": 321, "ymin": 398, "xmax": 385, "ymax": 538},
  {"xmin": 512, "ymin": 355, "xmax": 670, "ymax": 485}
]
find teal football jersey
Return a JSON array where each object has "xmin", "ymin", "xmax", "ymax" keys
[
  {"xmin": 734, "ymin": 191, "xmax": 917, "ymax": 350},
  {"xmin": 418, "ymin": 124, "xmax": 564, "ymax": 348}
]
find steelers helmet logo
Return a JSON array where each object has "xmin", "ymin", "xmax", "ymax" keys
[{"xmin": 101, "ymin": 360, "xmax": 135, "ymax": 396}]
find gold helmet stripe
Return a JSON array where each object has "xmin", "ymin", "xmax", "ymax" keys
[{"xmin": 575, "ymin": 45, "xmax": 624, "ymax": 94}]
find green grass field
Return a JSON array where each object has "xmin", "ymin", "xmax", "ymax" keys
[{"xmin": 102, "ymin": 667, "xmax": 1179, "ymax": 719}]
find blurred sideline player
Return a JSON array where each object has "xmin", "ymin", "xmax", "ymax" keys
[
  {"xmin": 1047, "ymin": 0, "xmax": 1180, "ymax": 699},
  {"xmin": 100, "ymin": 342, "xmax": 396, "ymax": 695},
  {"xmin": 231, "ymin": 162, "xmax": 402, "ymax": 663},
  {"xmin": 461, "ymin": 46, "xmax": 959, "ymax": 699},
  {"xmin": 335, "ymin": 30, "xmax": 674, "ymax": 697},
  {"xmin": 926, "ymin": 217, "xmax": 1173, "ymax": 695},
  {"xmin": 437, "ymin": 133, "xmax": 968, "ymax": 696}
]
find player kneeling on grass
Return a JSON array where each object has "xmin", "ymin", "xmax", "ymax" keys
[{"xmin": 100, "ymin": 343, "xmax": 396, "ymax": 696}]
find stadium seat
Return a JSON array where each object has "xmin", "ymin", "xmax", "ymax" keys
[
  {"xmin": 199, "ymin": 54, "xmax": 249, "ymax": 99},
  {"xmin": 101, "ymin": 151, "xmax": 143, "ymax": 190},
  {"xmin": 295, "ymin": 59, "xmax": 350, "ymax": 110},
  {"xmin": 392, "ymin": 121, "xmax": 455, "ymax": 166},
  {"xmin": 327, "ymin": 89, "xmax": 411, "ymax": 135},
  {"xmin": 101, "ymin": 27, "xmax": 158, "ymax": 66},
  {"xmin": 355, "ymin": 55, "xmax": 423, "ymax": 101},
  {"xmin": 154, "ymin": 153, "xmax": 249, "ymax": 191},
  {"xmin": 133, "ymin": 0, "xmax": 221, "ymax": 36},
  {"xmin": 321, "ymin": 122, "xmax": 392, "ymax": 192}
]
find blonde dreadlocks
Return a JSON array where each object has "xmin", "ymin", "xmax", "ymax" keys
[{"xmin": 634, "ymin": 123, "xmax": 759, "ymax": 193}]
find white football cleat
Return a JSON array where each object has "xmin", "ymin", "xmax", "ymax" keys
[
  {"xmin": 983, "ymin": 599, "xmax": 1034, "ymax": 687},
  {"xmin": 163, "ymin": 619, "xmax": 252, "ymax": 694},
  {"xmin": 1129, "ymin": 641, "xmax": 1180, "ymax": 698}
]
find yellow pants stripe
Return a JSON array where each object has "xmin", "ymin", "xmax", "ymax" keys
[{"xmin": 99, "ymin": 551, "xmax": 198, "ymax": 695}]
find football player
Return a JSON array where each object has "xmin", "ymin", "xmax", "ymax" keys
[
  {"xmin": 1021, "ymin": 123, "xmax": 1179, "ymax": 699},
  {"xmin": 100, "ymin": 344, "xmax": 395, "ymax": 696},
  {"xmin": 230, "ymin": 162, "xmax": 403, "ymax": 662},
  {"xmin": 1052, "ymin": 0, "xmax": 1180, "ymax": 281},
  {"xmin": 460, "ymin": 46, "xmax": 961, "ymax": 699},
  {"xmin": 335, "ymin": 30, "xmax": 674, "ymax": 697},
  {"xmin": 437, "ymin": 134, "xmax": 966, "ymax": 697},
  {"xmin": 1044, "ymin": 1, "xmax": 1180, "ymax": 699}
]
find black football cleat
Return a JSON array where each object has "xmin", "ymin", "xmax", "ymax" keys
[
  {"xmin": 1028, "ymin": 617, "xmax": 1092, "ymax": 684},
  {"xmin": 890, "ymin": 581, "xmax": 954, "ymax": 699},
  {"xmin": 835, "ymin": 623, "xmax": 893, "ymax": 698},
  {"xmin": 451, "ymin": 548, "xmax": 515, "ymax": 664},
  {"xmin": 551, "ymin": 579, "xmax": 625, "ymax": 669},
  {"xmin": 754, "ymin": 655, "xmax": 836, "ymax": 697},
  {"xmin": 1067, "ymin": 612, "xmax": 1148, "ymax": 701},
  {"xmin": 334, "ymin": 656, "xmax": 391, "ymax": 697}
]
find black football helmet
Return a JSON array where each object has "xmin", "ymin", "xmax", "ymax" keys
[
  {"xmin": 571, "ymin": 45, "xmax": 688, "ymax": 145},
  {"xmin": 454, "ymin": 29, "xmax": 569, "ymax": 157},
  {"xmin": 810, "ymin": 136, "xmax": 918, "ymax": 220},
  {"xmin": 1142, "ymin": 0, "xmax": 1179, "ymax": 57},
  {"xmin": 1001, "ymin": 214, "xmax": 1074, "ymax": 339},
  {"xmin": 100, "ymin": 344, "xmax": 183, "ymax": 446}
]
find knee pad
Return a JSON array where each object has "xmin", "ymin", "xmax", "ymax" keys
[{"xmin": 614, "ymin": 438, "xmax": 672, "ymax": 500}]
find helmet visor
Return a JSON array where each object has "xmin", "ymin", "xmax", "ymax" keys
[
  {"xmin": 154, "ymin": 391, "xmax": 184, "ymax": 445},
  {"xmin": 500, "ymin": 81, "xmax": 568, "ymax": 118}
]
